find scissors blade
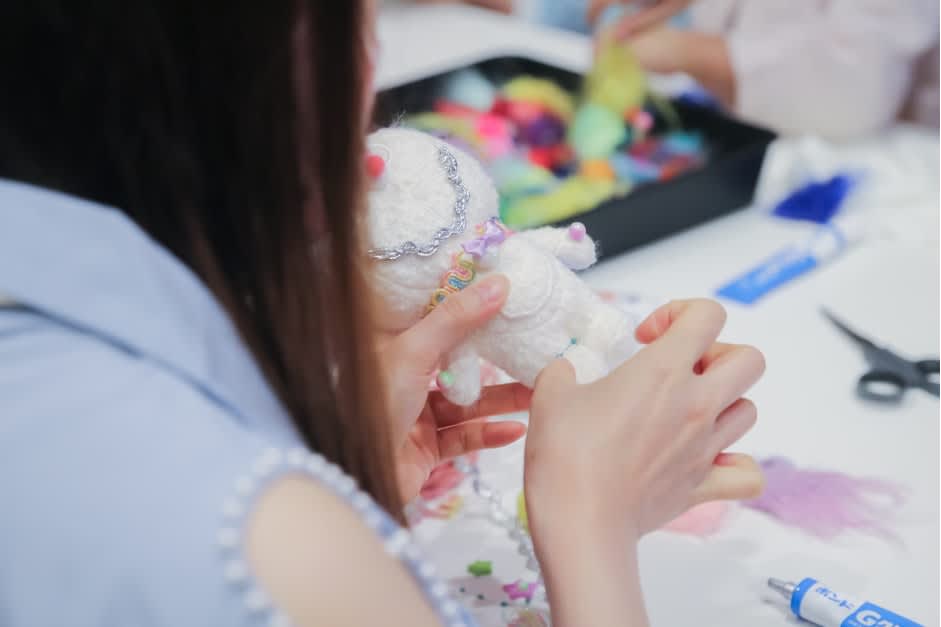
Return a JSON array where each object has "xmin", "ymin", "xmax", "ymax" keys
[{"xmin": 820, "ymin": 308, "xmax": 878, "ymax": 350}]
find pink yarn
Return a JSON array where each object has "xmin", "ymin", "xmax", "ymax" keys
[{"xmin": 744, "ymin": 457, "xmax": 906, "ymax": 540}]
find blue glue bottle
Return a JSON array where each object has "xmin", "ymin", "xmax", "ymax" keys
[{"xmin": 769, "ymin": 578, "xmax": 924, "ymax": 627}]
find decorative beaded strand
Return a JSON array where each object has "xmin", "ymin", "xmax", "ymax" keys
[{"xmin": 450, "ymin": 457, "xmax": 547, "ymax": 605}]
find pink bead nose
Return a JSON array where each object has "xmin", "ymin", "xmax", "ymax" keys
[{"xmin": 568, "ymin": 222, "xmax": 586, "ymax": 241}]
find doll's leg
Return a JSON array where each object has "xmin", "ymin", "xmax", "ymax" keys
[
  {"xmin": 438, "ymin": 343, "xmax": 482, "ymax": 407},
  {"xmin": 579, "ymin": 303, "xmax": 637, "ymax": 367},
  {"xmin": 561, "ymin": 344, "xmax": 607, "ymax": 384}
]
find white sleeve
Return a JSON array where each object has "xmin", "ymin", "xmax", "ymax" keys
[{"xmin": 722, "ymin": 0, "xmax": 939, "ymax": 139}]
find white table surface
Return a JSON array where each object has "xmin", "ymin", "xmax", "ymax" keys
[{"xmin": 377, "ymin": 6, "xmax": 941, "ymax": 626}]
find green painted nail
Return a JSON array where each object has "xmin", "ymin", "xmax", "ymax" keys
[{"xmin": 437, "ymin": 370, "xmax": 455, "ymax": 388}]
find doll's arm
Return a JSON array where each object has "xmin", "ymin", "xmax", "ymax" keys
[
  {"xmin": 516, "ymin": 222, "xmax": 598, "ymax": 270},
  {"xmin": 437, "ymin": 342, "xmax": 482, "ymax": 407}
]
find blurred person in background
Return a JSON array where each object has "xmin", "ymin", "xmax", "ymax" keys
[
  {"xmin": 415, "ymin": 0, "xmax": 940, "ymax": 139},
  {"xmin": 589, "ymin": 0, "xmax": 939, "ymax": 140}
]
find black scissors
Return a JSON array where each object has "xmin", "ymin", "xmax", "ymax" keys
[{"xmin": 821, "ymin": 309, "xmax": 940, "ymax": 403}]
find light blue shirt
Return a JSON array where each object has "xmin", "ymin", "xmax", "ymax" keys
[
  {"xmin": 0, "ymin": 179, "xmax": 475, "ymax": 627},
  {"xmin": 531, "ymin": 0, "xmax": 691, "ymax": 35}
]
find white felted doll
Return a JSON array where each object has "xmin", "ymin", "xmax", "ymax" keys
[{"xmin": 364, "ymin": 127, "xmax": 638, "ymax": 406}]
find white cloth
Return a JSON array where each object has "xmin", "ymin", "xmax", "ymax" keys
[
  {"xmin": 688, "ymin": 0, "xmax": 940, "ymax": 139},
  {"xmin": 755, "ymin": 124, "xmax": 940, "ymax": 245}
]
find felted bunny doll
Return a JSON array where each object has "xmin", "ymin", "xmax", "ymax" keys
[{"xmin": 364, "ymin": 127, "xmax": 637, "ymax": 406}]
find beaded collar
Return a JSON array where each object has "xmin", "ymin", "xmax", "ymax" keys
[{"xmin": 425, "ymin": 217, "xmax": 514, "ymax": 315}]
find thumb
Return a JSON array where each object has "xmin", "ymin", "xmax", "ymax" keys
[
  {"xmin": 689, "ymin": 453, "xmax": 765, "ymax": 505},
  {"xmin": 397, "ymin": 274, "xmax": 509, "ymax": 374},
  {"xmin": 532, "ymin": 356, "xmax": 577, "ymax": 404}
]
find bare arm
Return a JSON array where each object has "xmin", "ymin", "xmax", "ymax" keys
[
  {"xmin": 246, "ymin": 476, "xmax": 446, "ymax": 626},
  {"xmin": 246, "ymin": 474, "xmax": 655, "ymax": 626},
  {"xmin": 534, "ymin": 516, "xmax": 648, "ymax": 627},
  {"xmin": 412, "ymin": 0, "xmax": 513, "ymax": 14}
]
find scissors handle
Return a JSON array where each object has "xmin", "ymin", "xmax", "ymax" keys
[
  {"xmin": 915, "ymin": 359, "xmax": 940, "ymax": 397},
  {"xmin": 857, "ymin": 370, "xmax": 907, "ymax": 403}
]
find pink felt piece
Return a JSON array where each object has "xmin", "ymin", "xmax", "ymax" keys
[{"xmin": 662, "ymin": 501, "xmax": 731, "ymax": 536}]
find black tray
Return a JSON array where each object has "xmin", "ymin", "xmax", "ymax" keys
[{"xmin": 373, "ymin": 56, "xmax": 775, "ymax": 262}]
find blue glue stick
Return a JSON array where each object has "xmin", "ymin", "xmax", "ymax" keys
[
  {"xmin": 715, "ymin": 213, "xmax": 866, "ymax": 305},
  {"xmin": 769, "ymin": 578, "xmax": 923, "ymax": 627}
]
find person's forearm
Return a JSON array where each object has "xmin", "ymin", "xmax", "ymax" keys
[
  {"xmin": 680, "ymin": 31, "xmax": 736, "ymax": 109},
  {"xmin": 533, "ymin": 517, "xmax": 648, "ymax": 627},
  {"xmin": 467, "ymin": 0, "xmax": 512, "ymax": 11}
]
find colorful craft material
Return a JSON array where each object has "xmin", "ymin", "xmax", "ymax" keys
[
  {"xmin": 609, "ymin": 152, "xmax": 660, "ymax": 183},
  {"xmin": 442, "ymin": 67, "xmax": 497, "ymax": 111},
  {"xmin": 500, "ymin": 176, "xmax": 621, "ymax": 228},
  {"xmin": 434, "ymin": 99, "xmax": 486, "ymax": 118},
  {"xmin": 659, "ymin": 154, "xmax": 698, "ymax": 180},
  {"xmin": 583, "ymin": 33, "xmax": 647, "ymax": 115},
  {"xmin": 660, "ymin": 130, "xmax": 703, "ymax": 155},
  {"xmin": 518, "ymin": 113, "xmax": 567, "ymax": 147},
  {"xmin": 398, "ymin": 50, "xmax": 707, "ymax": 229},
  {"xmin": 474, "ymin": 112, "xmax": 515, "ymax": 158},
  {"xmin": 569, "ymin": 102, "xmax": 627, "ymax": 160},
  {"xmin": 579, "ymin": 158, "xmax": 617, "ymax": 181},
  {"xmin": 526, "ymin": 143, "xmax": 574, "ymax": 171},
  {"xmin": 405, "ymin": 112, "xmax": 485, "ymax": 156},
  {"xmin": 490, "ymin": 97, "xmax": 545, "ymax": 127},
  {"xmin": 627, "ymin": 107, "xmax": 655, "ymax": 137},
  {"xmin": 489, "ymin": 156, "xmax": 557, "ymax": 198},
  {"xmin": 502, "ymin": 75, "xmax": 576, "ymax": 122}
]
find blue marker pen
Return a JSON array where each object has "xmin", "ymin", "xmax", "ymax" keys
[{"xmin": 768, "ymin": 578, "xmax": 923, "ymax": 627}]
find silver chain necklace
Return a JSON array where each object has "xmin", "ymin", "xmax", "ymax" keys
[{"xmin": 367, "ymin": 146, "xmax": 470, "ymax": 261}]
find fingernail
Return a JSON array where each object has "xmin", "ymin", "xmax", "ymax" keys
[
  {"xmin": 437, "ymin": 370, "xmax": 455, "ymax": 389},
  {"xmin": 478, "ymin": 276, "xmax": 508, "ymax": 304},
  {"xmin": 714, "ymin": 453, "xmax": 738, "ymax": 466}
]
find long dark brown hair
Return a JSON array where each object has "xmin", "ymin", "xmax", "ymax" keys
[{"xmin": 0, "ymin": 2, "xmax": 403, "ymax": 517}]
